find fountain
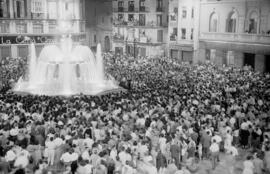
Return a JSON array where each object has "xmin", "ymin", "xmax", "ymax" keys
[{"xmin": 13, "ymin": 35, "xmax": 121, "ymax": 96}]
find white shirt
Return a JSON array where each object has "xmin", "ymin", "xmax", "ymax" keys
[
  {"xmin": 83, "ymin": 138, "xmax": 94, "ymax": 149},
  {"xmin": 5, "ymin": 150, "xmax": 16, "ymax": 162},
  {"xmin": 209, "ymin": 143, "xmax": 219, "ymax": 153},
  {"xmin": 46, "ymin": 141, "xmax": 56, "ymax": 150}
]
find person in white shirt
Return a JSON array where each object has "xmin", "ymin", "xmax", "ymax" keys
[
  {"xmin": 209, "ymin": 139, "xmax": 220, "ymax": 170},
  {"xmin": 45, "ymin": 137, "xmax": 56, "ymax": 166}
]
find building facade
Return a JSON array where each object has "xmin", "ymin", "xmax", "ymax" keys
[
  {"xmin": 112, "ymin": 0, "xmax": 168, "ymax": 57},
  {"xmin": 168, "ymin": 0, "xmax": 199, "ymax": 63},
  {"xmin": 0, "ymin": 0, "xmax": 86, "ymax": 59},
  {"xmin": 196, "ymin": 0, "xmax": 270, "ymax": 72},
  {"xmin": 85, "ymin": 0, "xmax": 113, "ymax": 52}
]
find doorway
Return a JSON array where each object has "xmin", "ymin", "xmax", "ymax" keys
[
  {"xmin": 265, "ymin": 55, "xmax": 270, "ymax": 73},
  {"xmin": 244, "ymin": 53, "xmax": 255, "ymax": 69}
]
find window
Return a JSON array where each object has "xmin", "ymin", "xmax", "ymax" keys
[
  {"xmin": 14, "ymin": 0, "xmax": 27, "ymax": 18},
  {"xmin": 182, "ymin": 7, "xmax": 187, "ymax": 18},
  {"xmin": 118, "ymin": 1, "xmax": 124, "ymax": 12},
  {"xmin": 157, "ymin": 30, "xmax": 163, "ymax": 42},
  {"xmin": 191, "ymin": 7, "xmax": 194, "ymax": 18},
  {"xmin": 0, "ymin": 22, "xmax": 9, "ymax": 33},
  {"xmin": 191, "ymin": 28, "xmax": 194, "ymax": 40},
  {"xmin": 118, "ymin": 14, "xmax": 124, "ymax": 20},
  {"xmin": 181, "ymin": 28, "xmax": 186, "ymax": 39},
  {"xmin": 170, "ymin": 7, "xmax": 178, "ymax": 21},
  {"xmin": 157, "ymin": 15, "xmax": 162, "ymax": 26},
  {"xmin": 139, "ymin": 14, "xmax": 145, "ymax": 26},
  {"xmin": 33, "ymin": 23, "xmax": 43, "ymax": 33},
  {"xmin": 16, "ymin": 23, "xmax": 27, "ymax": 33},
  {"xmin": 48, "ymin": 1, "xmax": 57, "ymax": 19},
  {"xmin": 170, "ymin": 28, "xmax": 177, "ymax": 41},
  {"xmin": 249, "ymin": 12, "xmax": 258, "ymax": 34},
  {"xmin": 209, "ymin": 12, "xmax": 218, "ymax": 32},
  {"xmin": 128, "ymin": 14, "xmax": 134, "ymax": 21},
  {"xmin": 118, "ymin": 1, "xmax": 124, "ymax": 7},
  {"xmin": 227, "ymin": 11, "xmax": 237, "ymax": 33},
  {"xmin": 0, "ymin": 0, "xmax": 8, "ymax": 17},
  {"xmin": 76, "ymin": 64, "xmax": 80, "ymax": 78},
  {"xmin": 94, "ymin": 35, "xmax": 96, "ymax": 43},
  {"xmin": 49, "ymin": 23, "xmax": 57, "ymax": 33},
  {"xmin": 157, "ymin": 0, "xmax": 162, "ymax": 9},
  {"xmin": 128, "ymin": 1, "xmax": 134, "ymax": 12},
  {"xmin": 139, "ymin": 0, "xmax": 145, "ymax": 11}
]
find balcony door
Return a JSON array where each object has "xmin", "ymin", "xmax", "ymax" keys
[
  {"xmin": 157, "ymin": 15, "xmax": 162, "ymax": 26},
  {"xmin": 128, "ymin": 1, "xmax": 134, "ymax": 12},
  {"xmin": 209, "ymin": 12, "xmax": 218, "ymax": 32},
  {"xmin": 265, "ymin": 55, "xmax": 270, "ymax": 73},
  {"xmin": 157, "ymin": 0, "xmax": 162, "ymax": 10},
  {"xmin": 139, "ymin": 0, "xmax": 145, "ymax": 11},
  {"xmin": 139, "ymin": 14, "xmax": 145, "ymax": 26},
  {"xmin": 249, "ymin": 12, "xmax": 258, "ymax": 34},
  {"xmin": 227, "ymin": 12, "xmax": 237, "ymax": 33}
]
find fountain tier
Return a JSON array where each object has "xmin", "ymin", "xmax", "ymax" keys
[{"xmin": 13, "ymin": 36, "xmax": 120, "ymax": 96}]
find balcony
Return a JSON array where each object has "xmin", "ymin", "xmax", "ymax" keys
[
  {"xmin": 128, "ymin": 6, "xmax": 135, "ymax": 12},
  {"xmin": 139, "ymin": 6, "xmax": 149, "ymax": 12},
  {"xmin": 156, "ymin": 7, "xmax": 164, "ymax": 12},
  {"xmin": 113, "ymin": 20, "xmax": 167, "ymax": 28},
  {"xmin": 113, "ymin": 34, "xmax": 125, "ymax": 42},
  {"xmin": 200, "ymin": 32, "xmax": 270, "ymax": 45},
  {"xmin": 113, "ymin": 7, "xmax": 148, "ymax": 13},
  {"xmin": 170, "ymin": 35, "xmax": 177, "ymax": 41},
  {"xmin": 118, "ymin": 7, "xmax": 124, "ymax": 12}
]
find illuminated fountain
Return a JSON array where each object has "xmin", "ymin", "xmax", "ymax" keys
[{"xmin": 13, "ymin": 35, "xmax": 120, "ymax": 96}]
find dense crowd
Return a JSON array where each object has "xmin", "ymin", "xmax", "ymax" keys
[{"xmin": 0, "ymin": 53, "xmax": 270, "ymax": 174}]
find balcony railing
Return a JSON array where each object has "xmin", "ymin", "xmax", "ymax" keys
[
  {"xmin": 113, "ymin": 20, "xmax": 167, "ymax": 28},
  {"xmin": 170, "ymin": 35, "xmax": 177, "ymax": 41},
  {"xmin": 113, "ymin": 7, "xmax": 149, "ymax": 13},
  {"xmin": 113, "ymin": 35, "xmax": 125, "ymax": 41},
  {"xmin": 200, "ymin": 32, "xmax": 270, "ymax": 44},
  {"xmin": 156, "ymin": 7, "xmax": 164, "ymax": 12}
]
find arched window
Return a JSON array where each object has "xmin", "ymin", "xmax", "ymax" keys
[
  {"xmin": 209, "ymin": 12, "xmax": 218, "ymax": 32},
  {"xmin": 249, "ymin": 11, "xmax": 258, "ymax": 34},
  {"xmin": 227, "ymin": 11, "xmax": 237, "ymax": 33}
]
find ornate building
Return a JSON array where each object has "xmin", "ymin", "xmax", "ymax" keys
[
  {"xmin": 196, "ymin": 0, "xmax": 270, "ymax": 72},
  {"xmin": 0, "ymin": 0, "xmax": 86, "ymax": 58},
  {"xmin": 112, "ymin": 0, "xmax": 168, "ymax": 57},
  {"xmin": 168, "ymin": 0, "xmax": 199, "ymax": 63}
]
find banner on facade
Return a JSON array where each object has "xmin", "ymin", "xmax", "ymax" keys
[{"xmin": 31, "ymin": 0, "xmax": 45, "ymax": 13}]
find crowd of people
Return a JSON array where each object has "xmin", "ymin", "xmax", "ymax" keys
[{"xmin": 0, "ymin": 53, "xmax": 270, "ymax": 174}]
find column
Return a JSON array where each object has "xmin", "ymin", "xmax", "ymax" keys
[
  {"xmin": 11, "ymin": 45, "xmax": 18, "ymax": 58},
  {"xmin": 255, "ymin": 54, "xmax": 265, "ymax": 72},
  {"xmin": 234, "ymin": 52, "xmax": 244, "ymax": 68},
  {"xmin": 9, "ymin": 0, "xmax": 14, "ymax": 18}
]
